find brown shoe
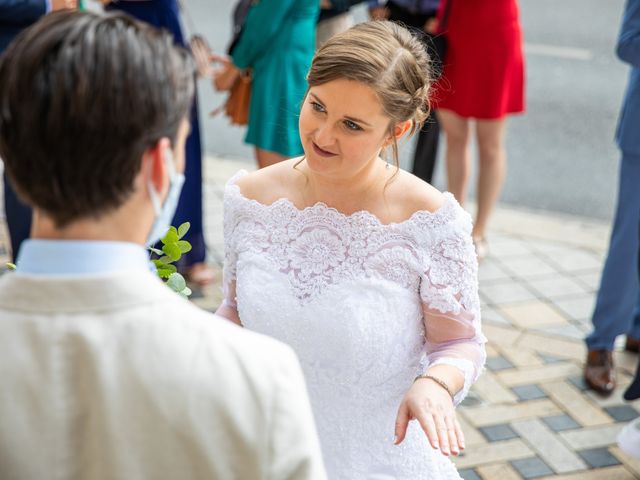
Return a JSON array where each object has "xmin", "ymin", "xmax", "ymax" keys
[
  {"xmin": 625, "ymin": 336, "xmax": 640, "ymax": 353},
  {"xmin": 584, "ymin": 349, "xmax": 616, "ymax": 395}
]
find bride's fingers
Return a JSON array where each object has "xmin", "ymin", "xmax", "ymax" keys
[
  {"xmin": 454, "ymin": 417, "xmax": 466, "ymax": 451},
  {"xmin": 394, "ymin": 402, "xmax": 410, "ymax": 445},
  {"xmin": 414, "ymin": 409, "xmax": 440, "ymax": 450},
  {"xmin": 445, "ymin": 416, "xmax": 459, "ymax": 455},
  {"xmin": 434, "ymin": 415, "xmax": 451, "ymax": 456}
]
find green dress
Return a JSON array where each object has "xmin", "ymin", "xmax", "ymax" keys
[{"xmin": 231, "ymin": 0, "xmax": 319, "ymax": 157}]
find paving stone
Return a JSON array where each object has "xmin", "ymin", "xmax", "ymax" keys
[
  {"xmin": 511, "ymin": 419, "xmax": 587, "ymax": 474},
  {"xmin": 537, "ymin": 465, "xmax": 634, "ymax": 479},
  {"xmin": 559, "ymin": 424, "xmax": 624, "ymax": 450},
  {"xmin": 547, "ymin": 250, "xmax": 603, "ymax": 273},
  {"xmin": 577, "ymin": 448, "xmax": 622, "ymax": 469},
  {"xmin": 610, "ymin": 445, "xmax": 640, "ymax": 478},
  {"xmin": 567, "ymin": 375, "xmax": 590, "ymax": 392},
  {"xmin": 473, "ymin": 370, "xmax": 519, "ymax": 404},
  {"xmin": 481, "ymin": 306, "xmax": 513, "ymax": 326},
  {"xmin": 483, "ymin": 324, "xmax": 522, "ymax": 347},
  {"xmin": 533, "ymin": 323, "xmax": 589, "ymax": 341},
  {"xmin": 604, "ymin": 405, "xmax": 640, "ymax": 423},
  {"xmin": 538, "ymin": 353, "xmax": 565, "ymax": 364},
  {"xmin": 461, "ymin": 400, "xmax": 562, "ymax": 428},
  {"xmin": 502, "ymin": 256, "xmax": 561, "ymax": 279},
  {"xmin": 573, "ymin": 271, "xmax": 602, "ymax": 291},
  {"xmin": 478, "ymin": 424, "xmax": 520, "ymax": 442},
  {"xmin": 453, "ymin": 439, "xmax": 534, "ymax": 469},
  {"xmin": 487, "ymin": 240, "xmax": 533, "ymax": 258},
  {"xmin": 541, "ymin": 414, "xmax": 581, "ymax": 432},
  {"xmin": 478, "ymin": 260, "xmax": 513, "ymax": 282},
  {"xmin": 510, "ymin": 457, "xmax": 554, "ymax": 479},
  {"xmin": 552, "ymin": 296, "xmax": 595, "ymax": 322},
  {"xmin": 458, "ymin": 469, "xmax": 482, "ymax": 480},
  {"xmin": 540, "ymin": 380, "xmax": 613, "ymax": 427},
  {"xmin": 525, "ymin": 275, "xmax": 589, "ymax": 300},
  {"xmin": 460, "ymin": 390, "xmax": 483, "ymax": 408},
  {"xmin": 498, "ymin": 363, "xmax": 581, "ymax": 387},
  {"xmin": 511, "ymin": 384, "xmax": 548, "ymax": 401},
  {"xmin": 476, "ymin": 463, "xmax": 523, "ymax": 480},
  {"xmin": 481, "ymin": 282, "xmax": 538, "ymax": 305},
  {"xmin": 457, "ymin": 415, "xmax": 486, "ymax": 448},
  {"xmin": 485, "ymin": 355, "xmax": 515, "ymax": 372},
  {"xmin": 500, "ymin": 300, "xmax": 568, "ymax": 329},
  {"xmin": 496, "ymin": 345, "xmax": 544, "ymax": 368},
  {"xmin": 613, "ymin": 350, "xmax": 639, "ymax": 376},
  {"xmin": 515, "ymin": 332, "xmax": 585, "ymax": 361}
]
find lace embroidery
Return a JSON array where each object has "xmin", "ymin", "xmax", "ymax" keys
[{"xmin": 223, "ymin": 170, "xmax": 474, "ymax": 309}]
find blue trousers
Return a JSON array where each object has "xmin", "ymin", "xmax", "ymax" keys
[{"xmin": 586, "ymin": 152, "xmax": 640, "ymax": 350}]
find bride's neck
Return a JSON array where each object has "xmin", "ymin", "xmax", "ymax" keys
[{"xmin": 302, "ymin": 156, "xmax": 389, "ymax": 211}]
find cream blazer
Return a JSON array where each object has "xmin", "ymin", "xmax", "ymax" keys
[{"xmin": 0, "ymin": 270, "xmax": 326, "ymax": 480}]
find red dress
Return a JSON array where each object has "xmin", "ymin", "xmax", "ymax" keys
[{"xmin": 433, "ymin": 0, "xmax": 526, "ymax": 119}]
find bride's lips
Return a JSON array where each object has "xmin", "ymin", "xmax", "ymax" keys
[{"xmin": 312, "ymin": 142, "xmax": 337, "ymax": 158}]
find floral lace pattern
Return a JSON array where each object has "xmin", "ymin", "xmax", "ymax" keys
[{"xmin": 223, "ymin": 171, "xmax": 485, "ymax": 479}]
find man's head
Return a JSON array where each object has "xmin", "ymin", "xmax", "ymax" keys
[{"xmin": 0, "ymin": 11, "xmax": 194, "ymax": 234}]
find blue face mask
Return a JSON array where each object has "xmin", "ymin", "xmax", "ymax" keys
[{"xmin": 146, "ymin": 148, "xmax": 186, "ymax": 246}]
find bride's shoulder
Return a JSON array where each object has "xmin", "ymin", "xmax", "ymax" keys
[
  {"xmin": 388, "ymin": 170, "xmax": 448, "ymax": 219},
  {"xmin": 230, "ymin": 157, "xmax": 302, "ymax": 205}
]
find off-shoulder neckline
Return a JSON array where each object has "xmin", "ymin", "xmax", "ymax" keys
[{"xmin": 225, "ymin": 170, "xmax": 459, "ymax": 228}]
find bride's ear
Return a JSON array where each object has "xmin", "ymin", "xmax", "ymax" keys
[
  {"xmin": 393, "ymin": 120, "xmax": 413, "ymax": 140},
  {"xmin": 382, "ymin": 120, "xmax": 413, "ymax": 147}
]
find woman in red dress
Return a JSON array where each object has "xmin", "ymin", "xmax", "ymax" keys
[{"xmin": 434, "ymin": 0, "xmax": 525, "ymax": 258}]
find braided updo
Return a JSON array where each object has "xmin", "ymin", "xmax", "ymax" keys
[{"xmin": 307, "ymin": 21, "xmax": 433, "ymax": 167}]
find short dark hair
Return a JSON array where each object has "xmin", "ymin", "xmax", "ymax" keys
[{"xmin": 0, "ymin": 11, "xmax": 195, "ymax": 227}]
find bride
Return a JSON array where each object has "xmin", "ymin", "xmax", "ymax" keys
[{"xmin": 216, "ymin": 21, "xmax": 486, "ymax": 479}]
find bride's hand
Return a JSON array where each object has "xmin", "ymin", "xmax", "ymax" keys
[{"xmin": 394, "ymin": 378, "xmax": 464, "ymax": 456}]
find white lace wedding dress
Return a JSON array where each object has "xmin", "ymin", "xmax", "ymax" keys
[{"xmin": 222, "ymin": 171, "xmax": 486, "ymax": 480}]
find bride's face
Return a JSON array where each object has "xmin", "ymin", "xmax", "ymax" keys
[{"xmin": 298, "ymin": 78, "xmax": 393, "ymax": 179}]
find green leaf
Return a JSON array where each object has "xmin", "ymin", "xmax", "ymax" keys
[
  {"xmin": 178, "ymin": 286, "xmax": 192, "ymax": 298},
  {"xmin": 155, "ymin": 263, "xmax": 176, "ymax": 279},
  {"xmin": 148, "ymin": 247, "xmax": 163, "ymax": 256},
  {"xmin": 166, "ymin": 272, "xmax": 187, "ymax": 292},
  {"xmin": 177, "ymin": 240, "xmax": 192, "ymax": 254},
  {"xmin": 158, "ymin": 255, "xmax": 174, "ymax": 265},
  {"xmin": 161, "ymin": 227, "xmax": 179, "ymax": 245},
  {"xmin": 177, "ymin": 222, "xmax": 190, "ymax": 239},
  {"xmin": 6, "ymin": 262, "xmax": 16, "ymax": 271},
  {"xmin": 162, "ymin": 242, "xmax": 182, "ymax": 261}
]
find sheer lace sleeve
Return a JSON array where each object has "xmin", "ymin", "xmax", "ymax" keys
[
  {"xmin": 417, "ymin": 200, "xmax": 486, "ymax": 406},
  {"xmin": 222, "ymin": 171, "xmax": 249, "ymax": 310}
]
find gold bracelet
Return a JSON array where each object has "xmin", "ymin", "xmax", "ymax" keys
[{"xmin": 414, "ymin": 374, "xmax": 455, "ymax": 401}]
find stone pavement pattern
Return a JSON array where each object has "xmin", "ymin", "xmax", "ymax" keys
[{"xmin": 2, "ymin": 155, "xmax": 640, "ymax": 479}]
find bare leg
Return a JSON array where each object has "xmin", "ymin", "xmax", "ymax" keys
[
  {"xmin": 437, "ymin": 109, "xmax": 471, "ymax": 205},
  {"xmin": 256, "ymin": 148, "xmax": 286, "ymax": 169},
  {"xmin": 474, "ymin": 117, "xmax": 507, "ymax": 240}
]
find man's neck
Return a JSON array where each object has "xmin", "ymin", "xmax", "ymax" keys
[{"xmin": 31, "ymin": 209, "xmax": 148, "ymax": 245}]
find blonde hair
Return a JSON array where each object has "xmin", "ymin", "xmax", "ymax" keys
[{"xmin": 307, "ymin": 20, "xmax": 433, "ymax": 167}]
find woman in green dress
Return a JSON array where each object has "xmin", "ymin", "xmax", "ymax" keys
[{"xmin": 214, "ymin": 0, "xmax": 320, "ymax": 168}]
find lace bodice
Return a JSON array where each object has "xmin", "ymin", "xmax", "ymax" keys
[{"xmin": 222, "ymin": 170, "xmax": 486, "ymax": 479}]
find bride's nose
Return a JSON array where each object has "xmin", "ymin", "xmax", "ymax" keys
[{"xmin": 314, "ymin": 122, "xmax": 336, "ymax": 149}]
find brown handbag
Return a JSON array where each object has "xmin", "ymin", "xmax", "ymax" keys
[{"xmin": 224, "ymin": 71, "xmax": 252, "ymax": 126}]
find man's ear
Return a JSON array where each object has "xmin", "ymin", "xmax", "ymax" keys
[{"xmin": 144, "ymin": 138, "xmax": 172, "ymax": 197}]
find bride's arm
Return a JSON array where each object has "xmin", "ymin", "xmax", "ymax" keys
[
  {"xmin": 215, "ymin": 280, "xmax": 242, "ymax": 326},
  {"xmin": 395, "ymin": 204, "xmax": 486, "ymax": 456}
]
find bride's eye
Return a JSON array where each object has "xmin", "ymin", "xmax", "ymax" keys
[
  {"xmin": 311, "ymin": 101, "xmax": 326, "ymax": 113},
  {"xmin": 343, "ymin": 120, "xmax": 362, "ymax": 131}
]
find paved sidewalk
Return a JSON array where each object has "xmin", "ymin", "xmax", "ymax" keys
[{"xmin": 2, "ymin": 155, "xmax": 640, "ymax": 479}]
